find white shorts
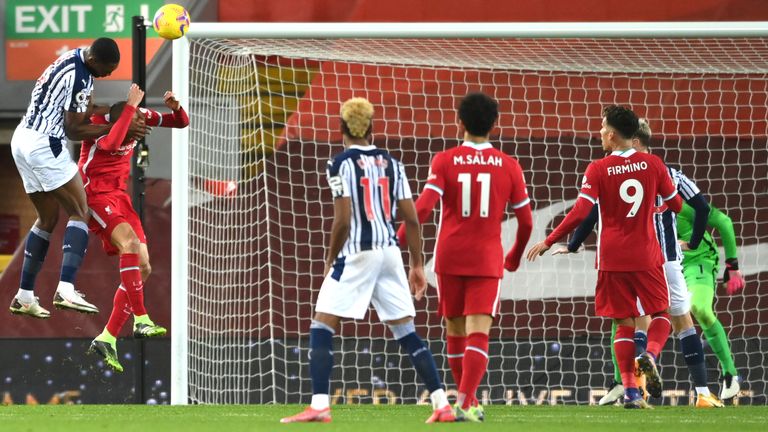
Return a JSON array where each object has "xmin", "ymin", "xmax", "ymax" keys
[
  {"xmin": 11, "ymin": 125, "xmax": 78, "ymax": 193},
  {"xmin": 664, "ymin": 260, "xmax": 691, "ymax": 316},
  {"xmin": 315, "ymin": 246, "xmax": 416, "ymax": 322}
]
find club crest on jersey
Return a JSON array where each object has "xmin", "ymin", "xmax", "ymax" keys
[
  {"xmin": 105, "ymin": 206, "xmax": 113, "ymax": 215},
  {"xmin": 453, "ymin": 153, "xmax": 502, "ymax": 166},
  {"xmin": 356, "ymin": 155, "xmax": 388, "ymax": 169}
]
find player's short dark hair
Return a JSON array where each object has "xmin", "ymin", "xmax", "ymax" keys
[
  {"xmin": 458, "ymin": 92, "xmax": 498, "ymax": 136},
  {"xmin": 91, "ymin": 38, "xmax": 120, "ymax": 64},
  {"xmin": 602, "ymin": 105, "xmax": 639, "ymax": 140},
  {"xmin": 109, "ymin": 102, "xmax": 127, "ymax": 121}
]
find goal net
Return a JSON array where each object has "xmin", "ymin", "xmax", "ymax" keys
[{"xmin": 171, "ymin": 23, "xmax": 768, "ymax": 405}]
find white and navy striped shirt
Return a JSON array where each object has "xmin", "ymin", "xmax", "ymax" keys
[
  {"xmin": 654, "ymin": 166, "xmax": 701, "ymax": 262},
  {"xmin": 326, "ymin": 145, "xmax": 412, "ymax": 257},
  {"xmin": 21, "ymin": 48, "xmax": 94, "ymax": 140}
]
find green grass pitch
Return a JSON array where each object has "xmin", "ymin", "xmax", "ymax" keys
[{"xmin": 1, "ymin": 405, "xmax": 767, "ymax": 432}]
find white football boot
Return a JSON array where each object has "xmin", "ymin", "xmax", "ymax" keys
[
  {"xmin": 720, "ymin": 374, "xmax": 741, "ymax": 400},
  {"xmin": 599, "ymin": 380, "xmax": 625, "ymax": 406},
  {"xmin": 53, "ymin": 282, "xmax": 99, "ymax": 314},
  {"xmin": 9, "ymin": 296, "xmax": 51, "ymax": 319}
]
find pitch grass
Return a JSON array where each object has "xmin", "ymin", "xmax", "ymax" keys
[{"xmin": 1, "ymin": 405, "xmax": 767, "ymax": 432}]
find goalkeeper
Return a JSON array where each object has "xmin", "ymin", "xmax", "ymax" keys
[{"xmin": 678, "ymin": 201, "xmax": 745, "ymax": 400}]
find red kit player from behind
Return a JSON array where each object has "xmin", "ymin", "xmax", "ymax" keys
[
  {"xmin": 78, "ymin": 84, "xmax": 189, "ymax": 372},
  {"xmin": 397, "ymin": 93, "xmax": 533, "ymax": 422},
  {"xmin": 526, "ymin": 105, "xmax": 683, "ymax": 408}
]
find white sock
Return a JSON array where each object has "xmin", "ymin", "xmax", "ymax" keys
[
  {"xmin": 16, "ymin": 289, "xmax": 35, "ymax": 303},
  {"xmin": 430, "ymin": 388, "xmax": 449, "ymax": 410},
  {"xmin": 696, "ymin": 386, "xmax": 710, "ymax": 397},
  {"xmin": 310, "ymin": 394, "xmax": 329, "ymax": 410},
  {"xmin": 56, "ymin": 281, "xmax": 75, "ymax": 295}
]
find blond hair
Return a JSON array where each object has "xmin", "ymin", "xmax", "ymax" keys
[
  {"xmin": 340, "ymin": 97, "xmax": 374, "ymax": 138},
  {"xmin": 634, "ymin": 118, "xmax": 652, "ymax": 147}
]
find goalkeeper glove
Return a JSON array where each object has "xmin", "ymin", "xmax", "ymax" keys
[{"xmin": 723, "ymin": 258, "xmax": 745, "ymax": 295}]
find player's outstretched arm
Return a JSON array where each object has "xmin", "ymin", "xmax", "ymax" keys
[
  {"xmin": 153, "ymin": 91, "xmax": 190, "ymax": 128},
  {"xmin": 562, "ymin": 204, "xmax": 599, "ymax": 254},
  {"xmin": 504, "ymin": 203, "xmax": 532, "ymax": 271},
  {"xmin": 527, "ymin": 196, "xmax": 593, "ymax": 262},
  {"xmin": 65, "ymin": 110, "xmax": 112, "ymax": 141},
  {"xmin": 96, "ymin": 84, "xmax": 145, "ymax": 152},
  {"xmin": 397, "ymin": 198, "xmax": 427, "ymax": 300},
  {"xmin": 708, "ymin": 205, "xmax": 745, "ymax": 294}
]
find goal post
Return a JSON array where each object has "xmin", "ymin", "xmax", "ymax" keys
[{"xmin": 171, "ymin": 22, "xmax": 768, "ymax": 405}]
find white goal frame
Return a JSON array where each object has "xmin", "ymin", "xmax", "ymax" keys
[{"xmin": 170, "ymin": 21, "xmax": 768, "ymax": 405}]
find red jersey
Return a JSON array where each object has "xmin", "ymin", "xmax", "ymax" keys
[
  {"xmin": 578, "ymin": 148, "xmax": 677, "ymax": 272},
  {"xmin": 78, "ymin": 105, "xmax": 189, "ymax": 195},
  {"xmin": 427, "ymin": 142, "xmax": 530, "ymax": 277}
]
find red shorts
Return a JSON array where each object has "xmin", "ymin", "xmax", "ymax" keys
[
  {"xmin": 87, "ymin": 191, "xmax": 146, "ymax": 256},
  {"xmin": 595, "ymin": 266, "xmax": 669, "ymax": 318},
  {"xmin": 435, "ymin": 273, "xmax": 501, "ymax": 318}
]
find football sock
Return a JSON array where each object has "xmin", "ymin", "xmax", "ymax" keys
[
  {"xmin": 614, "ymin": 325, "xmax": 637, "ymax": 390},
  {"xmin": 610, "ymin": 321, "xmax": 622, "ymax": 384},
  {"xmin": 309, "ymin": 320, "xmax": 334, "ymax": 408},
  {"xmin": 702, "ymin": 320, "xmax": 738, "ymax": 376},
  {"xmin": 459, "ymin": 332, "xmax": 489, "ymax": 410},
  {"xmin": 119, "ymin": 253, "xmax": 147, "ymax": 316},
  {"xmin": 59, "ymin": 221, "xmax": 88, "ymax": 284},
  {"xmin": 96, "ymin": 328, "xmax": 117, "ymax": 346},
  {"xmin": 634, "ymin": 330, "xmax": 648, "ymax": 357},
  {"xmin": 446, "ymin": 335, "xmax": 466, "ymax": 387},
  {"xmin": 19, "ymin": 226, "xmax": 50, "ymax": 296},
  {"xmin": 646, "ymin": 313, "xmax": 671, "ymax": 359},
  {"xmin": 134, "ymin": 314, "xmax": 154, "ymax": 326},
  {"xmin": 391, "ymin": 322, "xmax": 442, "ymax": 394},
  {"xmin": 106, "ymin": 286, "xmax": 132, "ymax": 337},
  {"xmin": 678, "ymin": 327, "xmax": 709, "ymax": 389}
]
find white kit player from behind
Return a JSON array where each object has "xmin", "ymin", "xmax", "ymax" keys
[
  {"xmin": 9, "ymin": 38, "xmax": 145, "ymax": 318},
  {"xmin": 281, "ymin": 98, "xmax": 455, "ymax": 424}
]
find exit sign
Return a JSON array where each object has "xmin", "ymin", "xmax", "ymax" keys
[{"xmin": 5, "ymin": 0, "xmax": 169, "ymax": 80}]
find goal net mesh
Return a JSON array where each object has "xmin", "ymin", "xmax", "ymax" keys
[{"xmin": 182, "ymin": 36, "xmax": 768, "ymax": 404}]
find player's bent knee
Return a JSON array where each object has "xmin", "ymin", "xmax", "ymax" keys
[
  {"xmin": 140, "ymin": 263, "xmax": 152, "ymax": 280},
  {"xmin": 35, "ymin": 216, "xmax": 59, "ymax": 233},
  {"xmin": 690, "ymin": 305, "xmax": 715, "ymax": 328},
  {"xmin": 116, "ymin": 236, "xmax": 141, "ymax": 255}
]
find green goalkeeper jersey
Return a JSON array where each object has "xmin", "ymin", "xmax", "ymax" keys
[{"xmin": 677, "ymin": 202, "xmax": 739, "ymax": 263}]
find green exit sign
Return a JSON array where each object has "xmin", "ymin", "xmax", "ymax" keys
[{"xmin": 5, "ymin": 0, "xmax": 166, "ymax": 39}]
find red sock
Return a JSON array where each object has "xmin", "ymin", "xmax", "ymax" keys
[
  {"xmin": 646, "ymin": 313, "xmax": 671, "ymax": 359},
  {"xmin": 120, "ymin": 253, "xmax": 147, "ymax": 316},
  {"xmin": 106, "ymin": 286, "xmax": 132, "ymax": 337},
  {"xmin": 459, "ymin": 332, "xmax": 489, "ymax": 410},
  {"xmin": 615, "ymin": 325, "xmax": 637, "ymax": 389}
]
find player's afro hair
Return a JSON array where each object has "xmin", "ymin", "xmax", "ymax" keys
[
  {"xmin": 341, "ymin": 97, "xmax": 374, "ymax": 138},
  {"xmin": 458, "ymin": 92, "xmax": 498, "ymax": 137},
  {"xmin": 90, "ymin": 38, "xmax": 120, "ymax": 64},
  {"xmin": 603, "ymin": 105, "xmax": 639, "ymax": 140}
]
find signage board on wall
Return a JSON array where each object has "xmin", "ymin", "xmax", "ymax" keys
[{"xmin": 4, "ymin": 0, "xmax": 167, "ymax": 80}]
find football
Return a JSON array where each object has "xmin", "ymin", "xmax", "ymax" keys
[{"xmin": 152, "ymin": 4, "xmax": 191, "ymax": 40}]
